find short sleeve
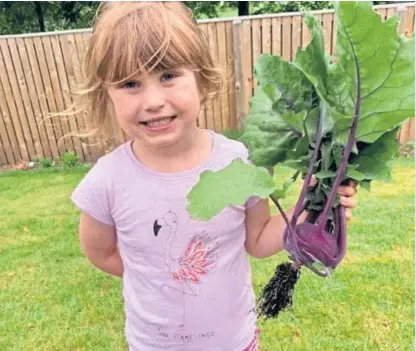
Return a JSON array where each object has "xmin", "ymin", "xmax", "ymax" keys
[
  {"xmin": 244, "ymin": 195, "xmax": 261, "ymax": 209},
  {"xmin": 70, "ymin": 158, "xmax": 115, "ymax": 226}
]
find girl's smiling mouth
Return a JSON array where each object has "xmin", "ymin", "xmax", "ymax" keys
[
  {"xmin": 139, "ymin": 116, "xmax": 177, "ymax": 127},
  {"xmin": 139, "ymin": 116, "xmax": 177, "ymax": 131}
]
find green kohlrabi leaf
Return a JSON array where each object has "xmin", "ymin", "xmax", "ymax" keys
[
  {"xmin": 345, "ymin": 169, "xmax": 366, "ymax": 181},
  {"xmin": 240, "ymin": 53, "xmax": 319, "ymax": 167},
  {"xmin": 315, "ymin": 170, "xmax": 337, "ymax": 179},
  {"xmin": 187, "ymin": 159, "xmax": 275, "ymax": 221},
  {"xmin": 331, "ymin": 1, "xmax": 414, "ymax": 143},
  {"xmin": 271, "ymin": 169, "xmax": 301, "ymax": 199},
  {"xmin": 280, "ymin": 110, "xmax": 307, "ymax": 133},
  {"xmin": 252, "ymin": 54, "xmax": 315, "ymax": 113},
  {"xmin": 294, "ymin": 13, "xmax": 330, "ymax": 103},
  {"xmin": 350, "ymin": 129, "xmax": 400, "ymax": 182},
  {"xmin": 187, "ymin": 2, "xmax": 413, "ymax": 225},
  {"xmin": 303, "ymin": 107, "xmax": 320, "ymax": 144},
  {"xmin": 240, "ymin": 86, "xmax": 304, "ymax": 167}
]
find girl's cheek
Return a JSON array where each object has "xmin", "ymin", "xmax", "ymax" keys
[{"xmin": 117, "ymin": 96, "xmax": 142, "ymax": 117}]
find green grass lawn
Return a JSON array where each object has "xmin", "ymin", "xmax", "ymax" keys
[{"xmin": 0, "ymin": 158, "xmax": 414, "ymax": 350}]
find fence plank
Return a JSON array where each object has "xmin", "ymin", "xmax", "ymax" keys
[
  {"xmin": 332, "ymin": 13, "xmax": 337, "ymax": 58},
  {"xmin": 322, "ymin": 13, "xmax": 333, "ymax": 55},
  {"xmin": 401, "ymin": 5, "xmax": 414, "ymax": 38},
  {"xmin": 409, "ymin": 5, "xmax": 415, "ymax": 33},
  {"xmin": 0, "ymin": 47, "xmax": 20, "ymax": 164},
  {"xmin": 0, "ymin": 101, "xmax": 14, "ymax": 165},
  {"xmin": 59, "ymin": 34, "xmax": 90, "ymax": 161},
  {"xmin": 53, "ymin": 35, "xmax": 86, "ymax": 161},
  {"xmin": 0, "ymin": 119, "xmax": 8, "ymax": 165},
  {"xmin": 64, "ymin": 33, "xmax": 92, "ymax": 162},
  {"xmin": 281, "ymin": 16, "xmax": 291, "ymax": 60},
  {"xmin": 216, "ymin": 21, "xmax": 230, "ymax": 132},
  {"xmin": 409, "ymin": 119, "xmax": 415, "ymax": 142},
  {"xmin": 400, "ymin": 119, "xmax": 411, "ymax": 145},
  {"xmin": 40, "ymin": 36, "xmax": 68, "ymax": 156},
  {"xmin": 208, "ymin": 23, "xmax": 223, "ymax": 133},
  {"xmin": 75, "ymin": 32, "xmax": 103, "ymax": 161},
  {"xmin": 271, "ymin": 17, "xmax": 281, "ymax": 55},
  {"xmin": 252, "ymin": 19, "xmax": 261, "ymax": 88},
  {"xmin": 7, "ymin": 38, "xmax": 43, "ymax": 161},
  {"xmin": 33, "ymin": 36, "xmax": 66, "ymax": 156},
  {"xmin": 48, "ymin": 35, "xmax": 77, "ymax": 155},
  {"xmin": 8, "ymin": 38, "xmax": 44, "ymax": 160},
  {"xmin": 26, "ymin": 37, "xmax": 60, "ymax": 160},
  {"xmin": 0, "ymin": 40, "xmax": 32, "ymax": 161},
  {"xmin": 375, "ymin": 8, "xmax": 388, "ymax": 20},
  {"xmin": 301, "ymin": 14, "xmax": 310, "ymax": 48},
  {"xmin": 398, "ymin": 6, "xmax": 412, "ymax": 146},
  {"xmin": 241, "ymin": 19, "xmax": 252, "ymax": 117},
  {"xmin": 226, "ymin": 21, "xmax": 237, "ymax": 130},
  {"xmin": 80, "ymin": 31, "xmax": 107, "ymax": 158},
  {"xmin": 15, "ymin": 37, "xmax": 52, "ymax": 160},
  {"xmin": 292, "ymin": 15, "xmax": 302, "ymax": 59},
  {"xmin": 386, "ymin": 7, "xmax": 397, "ymax": 20},
  {"xmin": 199, "ymin": 24, "xmax": 215, "ymax": 131},
  {"xmin": 23, "ymin": 37, "xmax": 59, "ymax": 160},
  {"xmin": 0, "ymin": 106, "xmax": 14, "ymax": 165},
  {"xmin": 73, "ymin": 33, "xmax": 94, "ymax": 157},
  {"xmin": 232, "ymin": 20, "xmax": 244, "ymax": 128},
  {"xmin": 262, "ymin": 18, "xmax": 271, "ymax": 55}
]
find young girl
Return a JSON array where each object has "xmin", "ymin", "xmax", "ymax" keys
[{"xmin": 70, "ymin": 2, "xmax": 357, "ymax": 350}]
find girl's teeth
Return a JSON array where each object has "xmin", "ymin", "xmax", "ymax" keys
[{"xmin": 147, "ymin": 118, "xmax": 172, "ymax": 127}]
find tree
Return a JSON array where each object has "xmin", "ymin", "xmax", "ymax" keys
[
  {"xmin": 183, "ymin": 1, "xmax": 218, "ymax": 19},
  {"xmin": 0, "ymin": 1, "xmax": 99, "ymax": 35},
  {"xmin": 33, "ymin": 2, "xmax": 45, "ymax": 32},
  {"xmin": 222, "ymin": 1, "xmax": 404, "ymax": 17},
  {"xmin": 238, "ymin": 2, "xmax": 249, "ymax": 16},
  {"xmin": 0, "ymin": 1, "xmax": 407, "ymax": 35}
]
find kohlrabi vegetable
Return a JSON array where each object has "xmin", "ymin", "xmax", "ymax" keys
[{"xmin": 187, "ymin": 1, "xmax": 414, "ymax": 317}]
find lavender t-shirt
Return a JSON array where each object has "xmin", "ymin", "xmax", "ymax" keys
[{"xmin": 71, "ymin": 131, "xmax": 260, "ymax": 351}]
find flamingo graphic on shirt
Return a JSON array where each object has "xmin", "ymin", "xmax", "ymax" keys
[{"xmin": 153, "ymin": 211, "xmax": 219, "ymax": 330}]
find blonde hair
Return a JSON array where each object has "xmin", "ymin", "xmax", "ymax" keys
[{"xmin": 56, "ymin": 1, "xmax": 222, "ymax": 146}]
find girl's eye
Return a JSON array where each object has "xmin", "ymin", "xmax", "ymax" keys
[
  {"xmin": 121, "ymin": 81, "xmax": 140, "ymax": 89},
  {"xmin": 161, "ymin": 72, "xmax": 178, "ymax": 82}
]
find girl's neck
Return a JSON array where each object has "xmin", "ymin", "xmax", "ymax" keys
[{"xmin": 132, "ymin": 128, "xmax": 212, "ymax": 173}]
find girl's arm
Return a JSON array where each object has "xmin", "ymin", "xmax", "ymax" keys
[
  {"xmin": 79, "ymin": 212, "xmax": 123, "ymax": 277},
  {"xmin": 244, "ymin": 199, "xmax": 307, "ymax": 259}
]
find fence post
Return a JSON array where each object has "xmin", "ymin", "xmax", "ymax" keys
[
  {"xmin": 397, "ymin": 5, "xmax": 408, "ymax": 35},
  {"xmin": 397, "ymin": 5, "xmax": 411, "ymax": 146},
  {"xmin": 232, "ymin": 19, "xmax": 245, "ymax": 129}
]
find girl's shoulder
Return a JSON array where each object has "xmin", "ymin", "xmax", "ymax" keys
[
  {"xmin": 91, "ymin": 140, "xmax": 132, "ymax": 169},
  {"xmin": 80, "ymin": 140, "xmax": 133, "ymax": 185},
  {"xmin": 211, "ymin": 131, "xmax": 250, "ymax": 162}
]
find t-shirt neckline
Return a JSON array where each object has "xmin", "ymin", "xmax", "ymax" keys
[{"xmin": 124, "ymin": 129, "xmax": 218, "ymax": 180}]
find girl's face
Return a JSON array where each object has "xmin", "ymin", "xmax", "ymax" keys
[{"xmin": 107, "ymin": 67, "xmax": 201, "ymax": 150}]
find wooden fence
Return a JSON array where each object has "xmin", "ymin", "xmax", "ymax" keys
[{"xmin": 0, "ymin": 3, "xmax": 414, "ymax": 166}]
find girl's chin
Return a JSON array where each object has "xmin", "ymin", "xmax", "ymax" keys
[{"xmin": 137, "ymin": 129, "xmax": 182, "ymax": 147}]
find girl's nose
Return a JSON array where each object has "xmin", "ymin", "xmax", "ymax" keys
[{"xmin": 142, "ymin": 85, "xmax": 166, "ymax": 111}]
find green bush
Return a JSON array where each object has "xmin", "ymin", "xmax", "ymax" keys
[
  {"xmin": 39, "ymin": 158, "xmax": 55, "ymax": 168},
  {"xmin": 61, "ymin": 152, "xmax": 80, "ymax": 167}
]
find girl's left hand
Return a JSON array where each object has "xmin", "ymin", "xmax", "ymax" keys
[
  {"xmin": 337, "ymin": 180, "xmax": 358, "ymax": 221},
  {"xmin": 309, "ymin": 177, "xmax": 358, "ymax": 221}
]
